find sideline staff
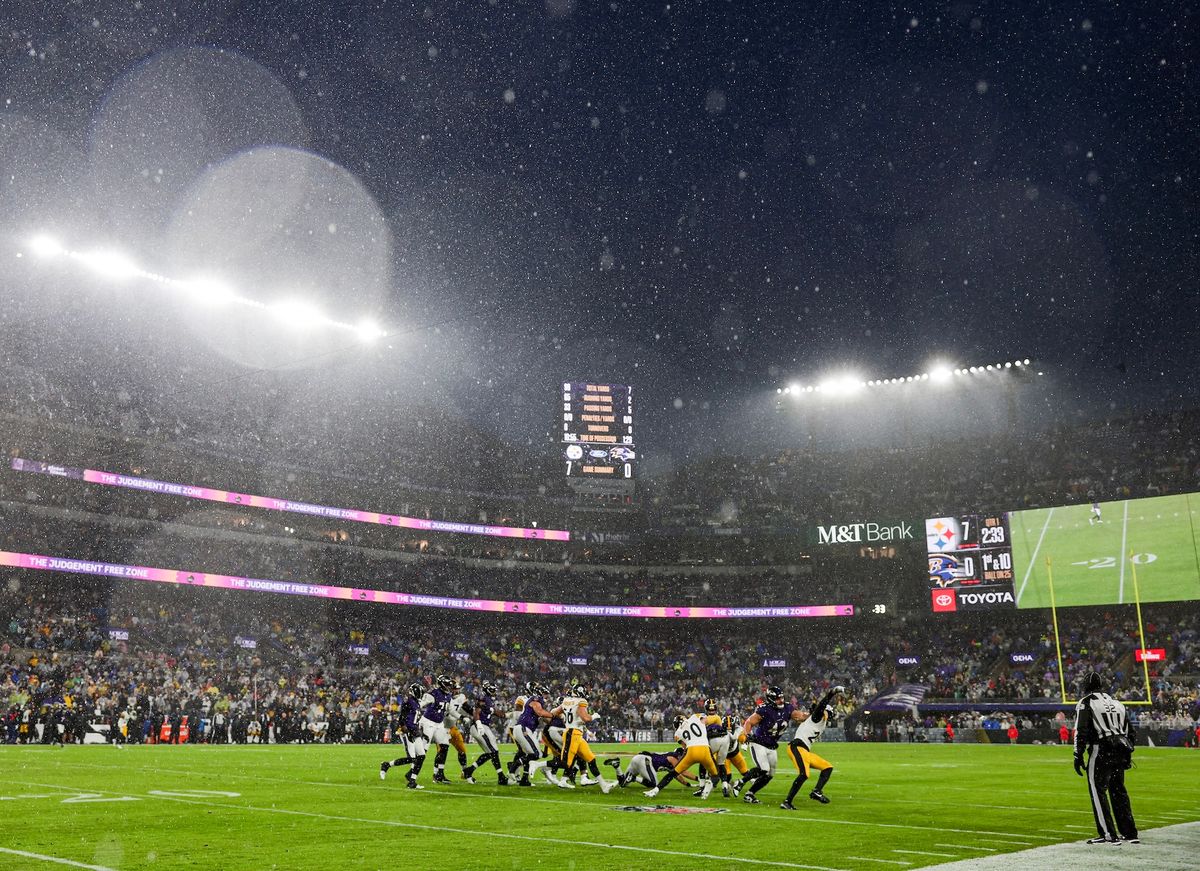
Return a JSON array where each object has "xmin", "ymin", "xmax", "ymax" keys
[{"xmin": 1073, "ymin": 672, "xmax": 1139, "ymax": 845}]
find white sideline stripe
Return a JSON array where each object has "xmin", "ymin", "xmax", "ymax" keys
[
  {"xmin": 0, "ymin": 847, "xmax": 117, "ymax": 871},
  {"xmin": 934, "ymin": 844, "xmax": 996, "ymax": 852},
  {"xmin": 0, "ymin": 779, "xmax": 847, "ymax": 871},
  {"xmin": 893, "ymin": 850, "xmax": 956, "ymax": 857},
  {"xmin": 845, "ymin": 859, "xmax": 911, "ymax": 866},
  {"xmin": 1017, "ymin": 506, "xmax": 1055, "ymax": 604},
  {"xmin": 28, "ymin": 760, "xmax": 1063, "ymax": 841},
  {"xmin": 1118, "ymin": 500, "xmax": 1129, "ymax": 603}
]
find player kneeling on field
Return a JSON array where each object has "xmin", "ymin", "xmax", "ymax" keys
[
  {"xmin": 644, "ymin": 710, "xmax": 720, "ymax": 799},
  {"xmin": 781, "ymin": 685, "xmax": 844, "ymax": 809}
]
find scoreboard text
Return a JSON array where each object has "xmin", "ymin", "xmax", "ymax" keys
[{"xmin": 562, "ymin": 382, "xmax": 635, "ymax": 479}]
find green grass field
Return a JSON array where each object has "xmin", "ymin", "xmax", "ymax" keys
[
  {"xmin": 1, "ymin": 743, "xmax": 1198, "ymax": 870},
  {"xmin": 1012, "ymin": 493, "xmax": 1200, "ymax": 610}
]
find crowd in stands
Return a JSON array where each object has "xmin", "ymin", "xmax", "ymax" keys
[
  {"xmin": 3, "ymin": 362, "xmax": 1199, "ymax": 562},
  {"xmin": 3, "ymin": 571, "xmax": 1197, "ymax": 746}
]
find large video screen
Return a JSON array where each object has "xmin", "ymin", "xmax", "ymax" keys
[{"xmin": 1011, "ymin": 492, "xmax": 1200, "ymax": 609}]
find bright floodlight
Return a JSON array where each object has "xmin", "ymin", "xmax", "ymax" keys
[
  {"xmin": 819, "ymin": 375, "xmax": 864, "ymax": 398},
  {"xmin": 272, "ymin": 299, "xmax": 325, "ymax": 330},
  {"xmin": 1023, "ymin": 358, "xmax": 1031, "ymax": 365},
  {"xmin": 930, "ymin": 365, "xmax": 952, "ymax": 382},
  {"xmin": 29, "ymin": 234, "xmax": 65, "ymax": 258},
  {"xmin": 355, "ymin": 319, "xmax": 386, "ymax": 343},
  {"xmin": 185, "ymin": 277, "xmax": 237, "ymax": 306},
  {"xmin": 76, "ymin": 249, "xmax": 139, "ymax": 281}
]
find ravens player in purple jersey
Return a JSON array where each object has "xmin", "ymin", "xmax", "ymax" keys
[
  {"xmin": 380, "ymin": 683, "xmax": 427, "ymax": 789},
  {"xmin": 419, "ymin": 675, "xmax": 456, "ymax": 785},
  {"xmin": 605, "ymin": 750, "xmax": 695, "ymax": 789},
  {"xmin": 733, "ymin": 686, "xmax": 805, "ymax": 803},
  {"xmin": 461, "ymin": 681, "xmax": 508, "ymax": 785},
  {"xmin": 509, "ymin": 682, "xmax": 556, "ymax": 786}
]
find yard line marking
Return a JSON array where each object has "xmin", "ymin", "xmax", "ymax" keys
[
  {"xmin": 892, "ymin": 850, "xmax": 955, "ymax": 858},
  {"xmin": 0, "ymin": 847, "xmax": 117, "ymax": 871},
  {"xmin": 0, "ymin": 779, "xmax": 847, "ymax": 871},
  {"xmin": 1017, "ymin": 506, "xmax": 1055, "ymax": 604},
  {"xmin": 844, "ymin": 858, "xmax": 910, "ymax": 866},
  {"xmin": 1119, "ymin": 499, "xmax": 1130, "ymax": 603},
  {"xmin": 934, "ymin": 844, "xmax": 997, "ymax": 852},
  {"xmin": 974, "ymin": 838, "xmax": 1033, "ymax": 845},
  {"xmin": 1, "ymin": 771, "xmax": 1060, "ymax": 843},
  {"xmin": 1064, "ymin": 825, "xmax": 1093, "ymax": 830},
  {"xmin": 27, "ymin": 760, "xmax": 1068, "ymax": 839}
]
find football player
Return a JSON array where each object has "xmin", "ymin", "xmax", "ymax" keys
[
  {"xmin": 462, "ymin": 681, "xmax": 508, "ymax": 785},
  {"xmin": 1089, "ymin": 501, "xmax": 1103, "ymax": 525},
  {"xmin": 693, "ymin": 699, "xmax": 747, "ymax": 798},
  {"xmin": 444, "ymin": 680, "xmax": 473, "ymax": 777},
  {"xmin": 419, "ymin": 675, "xmax": 456, "ymax": 785},
  {"xmin": 643, "ymin": 710, "xmax": 719, "ymax": 799},
  {"xmin": 734, "ymin": 686, "xmax": 805, "ymax": 804},
  {"xmin": 607, "ymin": 750, "xmax": 695, "ymax": 788},
  {"xmin": 781, "ymin": 685, "xmax": 844, "ymax": 809},
  {"xmin": 548, "ymin": 686, "xmax": 613, "ymax": 793},
  {"xmin": 509, "ymin": 682, "xmax": 556, "ymax": 786},
  {"xmin": 380, "ymin": 683, "xmax": 427, "ymax": 789}
]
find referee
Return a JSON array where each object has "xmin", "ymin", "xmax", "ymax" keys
[{"xmin": 1073, "ymin": 671, "xmax": 1139, "ymax": 845}]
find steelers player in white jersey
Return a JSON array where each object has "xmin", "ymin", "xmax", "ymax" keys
[
  {"xmin": 443, "ymin": 681, "xmax": 473, "ymax": 778},
  {"xmin": 547, "ymin": 685, "xmax": 613, "ymax": 793},
  {"xmin": 644, "ymin": 710, "xmax": 719, "ymax": 798},
  {"xmin": 781, "ymin": 685, "xmax": 844, "ymax": 809}
]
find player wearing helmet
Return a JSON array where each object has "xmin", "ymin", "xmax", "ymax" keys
[
  {"xmin": 380, "ymin": 682, "xmax": 427, "ymax": 789},
  {"xmin": 443, "ymin": 679, "xmax": 473, "ymax": 779},
  {"xmin": 418, "ymin": 675, "xmax": 456, "ymax": 785},
  {"xmin": 509, "ymin": 681, "xmax": 556, "ymax": 786},
  {"xmin": 548, "ymin": 685, "xmax": 613, "ymax": 793},
  {"xmin": 461, "ymin": 681, "xmax": 508, "ymax": 785},
  {"xmin": 643, "ymin": 707, "xmax": 719, "ymax": 799},
  {"xmin": 733, "ymin": 686, "xmax": 804, "ymax": 803},
  {"xmin": 781, "ymin": 686, "xmax": 844, "ymax": 809}
]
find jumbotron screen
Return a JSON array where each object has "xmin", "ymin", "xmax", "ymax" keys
[
  {"xmin": 561, "ymin": 382, "xmax": 634, "ymax": 479},
  {"xmin": 927, "ymin": 491, "xmax": 1200, "ymax": 613}
]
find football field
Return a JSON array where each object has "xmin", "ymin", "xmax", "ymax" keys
[
  {"xmin": 1011, "ymin": 493, "xmax": 1200, "ymax": 610},
  {"xmin": 1, "ymin": 743, "xmax": 1199, "ymax": 870}
]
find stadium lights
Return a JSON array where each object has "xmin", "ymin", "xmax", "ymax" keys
[
  {"xmin": 19, "ymin": 231, "xmax": 389, "ymax": 342},
  {"xmin": 780, "ymin": 357, "xmax": 1035, "ymax": 397}
]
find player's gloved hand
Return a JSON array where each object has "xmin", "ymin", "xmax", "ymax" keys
[
  {"xmin": 590, "ymin": 714, "xmax": 601, "ymax": 723},
  {"xmin": 738, "ymin": 733, "xmax": 748, "ymax": 743},
  {"xmin": 1073, "ymin": 756, "xmax": 1085, "ymax": 777}
]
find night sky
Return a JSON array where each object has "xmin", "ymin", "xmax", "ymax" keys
[{"xmin": 0, "ymin": 1, "xmax": 1195, "ymax": 462}]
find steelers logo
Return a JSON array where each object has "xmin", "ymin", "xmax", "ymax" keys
[{"xmin": 566, "ymin": 444, "xmax": 584, "ymax": 460}]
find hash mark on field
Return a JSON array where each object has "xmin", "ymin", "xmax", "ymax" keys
[
  {"xmin": 845, "ymin": 858, "xmax": 910, "ymax": 866},
  {"xmin": 893, "ymin": 850, "xmax": 955, "ymax": 857},
  {"xmin": 934, "ymin": 844, "xmax": 997, "ymax": 852},
  {"xmin": 0, "ymin": 847, "xmax": 116, "ymax": 871},
  {"xmin": 974, "ymin": 838, "xmax": 1033, "ymax": 845},
  {"xmin": 0, "ymin": 778, "xmax": 848, "ymax": 871}
]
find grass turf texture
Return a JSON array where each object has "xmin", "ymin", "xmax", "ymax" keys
[
  {"xmin": 1, "ymin": 743, "xmax": 1198, "ymax": 870},
  {"xmin": 1011, "ymin": 493, "xmax": 1200, "ymax": 610}
]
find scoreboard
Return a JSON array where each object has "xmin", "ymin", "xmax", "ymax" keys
[
  {"xmin": 925, "ymin": 513, "xmax": 1016, "ymax": 613},
  {"xmin": 562, "ymin": 382, "xmax": 635, "ymax": 480}
]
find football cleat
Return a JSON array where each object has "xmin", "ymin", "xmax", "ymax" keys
[
  {"xmin": 380, "ymin": 762, "xmax": 390, "ymax": 780},
  {"xmin": 692, "ymin": 786, "xmax": 706, "ymax": 798},
  {"xmin": 580, "ymin": 775, "xmax": 598, "ymax": 786},
  {"xmin": 432, "ymin": 774, "xmax": 451, "ymax": 785},
  {"xmin": 406, "ymin": 778, "xmax": 423, "ymax": 790},
  {"xmin": 599, "ymin": 778, "xmax": 613, "ymax": 795},
  {"xmin": 643, "ymin": 787, "xmax": 660, "ymax": 798},
  {"xmin": 1121, "ymin": 838, "xmax": 1140, "ymax": 844},
  {"xmin": 463, "ymin": 775, "xmax": 476, "ymax": 784},
  {"xmin": 497, "ymin": 773, "xmax": 510, "ymax": 786},
  {"xmin": 743, "ymin": 792, "xmax": 761, "ymax": 804},
  {"xmin": 603, "ymin": 758, "xmax": 622, "ymax": 770},
  {"xmin": 700, "ymin": 780, "xmax": 714, "ymax": 799},
  {"xmin": 809, "ymin": 790, "xmax": 831, "ymax": 804},
  {"xmin": 518, "ymin": 778, "xmax": 532, "ymax": 787},
  {"xmin": 1085, "ymin": 837, "xmax": 1120, "ymax": 845},
  {"xmin": 780, "ymin": 801, "xmax": 796, "ymax": 811},
  {"xmin": 731, "ymin": 780, "xmax": 745, "ymax": 798},
  {"xmin": 722, "ymin": 782, "xmax": 731, "ymax": 798}
]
